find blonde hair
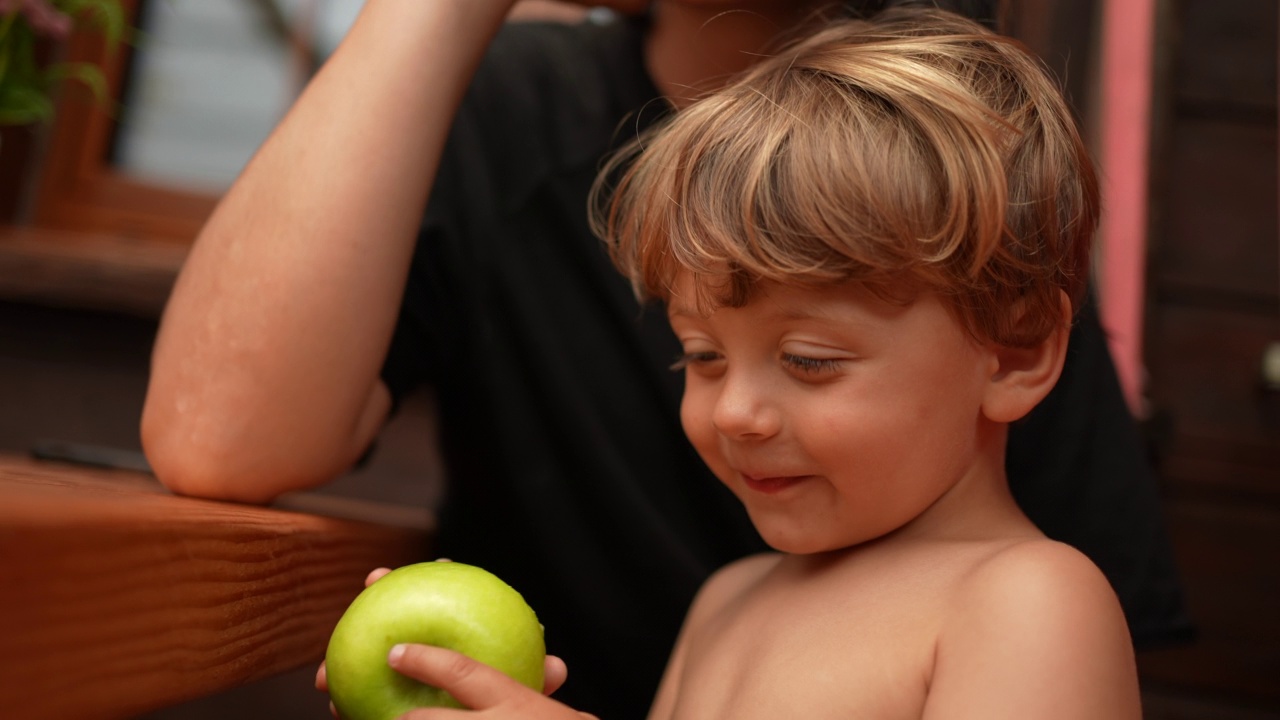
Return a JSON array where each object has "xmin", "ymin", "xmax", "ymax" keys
[{"xmin": 591, "ymin": 8, "xmax": 1098, "ymax": 348}]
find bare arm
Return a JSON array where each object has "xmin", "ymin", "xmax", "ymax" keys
[
  {"xmin": 647, "ymin": 554, "xmax": 779, "ymax": 720},
  {"xmin": 142, "ymin": 0, "xmax": 521, "ymax": 503},
  {"xmin": 922, "ymin": 541, "xmax": 1142, "ymax": 720}
]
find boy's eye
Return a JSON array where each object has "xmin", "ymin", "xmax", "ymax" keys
[
  {"xmin": 783, "ymin": 354, "xmax": 841, "ymax": 374},
  {"xmin": 670, "ymin": 351, "xmax": 721, "ymax": 371}
]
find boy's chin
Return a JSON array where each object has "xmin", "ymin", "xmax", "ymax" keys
[
  {"xmin": 749, "ymin": 510, "xmax": 892, "ymax": 556},
  {"xmin": 751, "ymin": 519, "xmax": 842, "ymax": 556}
]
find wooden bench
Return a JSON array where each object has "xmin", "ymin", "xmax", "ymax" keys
[{"xmin": 0, "ymin": 454, "xmax": 432, "ymax": 718}]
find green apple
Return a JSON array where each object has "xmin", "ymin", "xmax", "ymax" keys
[{"xmin": 324, "ymin": 561, "xmax": 545, "ymax": 719}]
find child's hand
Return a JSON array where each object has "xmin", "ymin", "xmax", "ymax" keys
[
  {"xmin": 316, "ymin": 641, "xmax": 571, "ymax": 700},
  {"xmin": 317, "ymin": 563, "xmax": 571, "ymax": 717},
  {"xmin": 387, "ymin": 643, "xmax": 593, "ymax": 719}
]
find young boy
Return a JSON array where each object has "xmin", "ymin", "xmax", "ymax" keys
[{"xmin": 380, "ymin": 8, "xmax": 1142, "ymax": 719}]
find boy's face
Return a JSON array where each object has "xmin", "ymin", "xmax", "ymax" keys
[{"xmin": 668, "ymin": 276, "xmax": 1005, "ymax": 554}]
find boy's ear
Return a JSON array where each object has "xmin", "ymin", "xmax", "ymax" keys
[{"xmin": 981, "ymin": 290, "xmax": 1071, "ymax": 423}]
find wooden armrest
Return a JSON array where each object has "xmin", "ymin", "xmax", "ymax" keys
[
  {"xmin": 0, "ymin": 225, "xmax": 186, "ymax": 317},
  {"xmin": 0, "ymin": 454, "xmax": 432, "ymax": 718}
]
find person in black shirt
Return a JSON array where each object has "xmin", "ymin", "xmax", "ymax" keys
[{"xmin": 142, "ymin": 2, "xmax": 1188, "ymax": 718}]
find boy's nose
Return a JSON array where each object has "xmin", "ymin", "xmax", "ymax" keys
[{"xmin": 711, "ymin": 373, "xmax": 781, "ymax": 440}]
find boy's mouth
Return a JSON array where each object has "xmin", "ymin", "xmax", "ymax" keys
[{"xmin": 740, "ymin": 473, "xmax": 813, "ymax": 495}]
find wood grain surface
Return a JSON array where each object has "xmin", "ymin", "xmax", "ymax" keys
[{"xmin": 0, "ymin": 455, "xmax": 432, "ymax": 719}]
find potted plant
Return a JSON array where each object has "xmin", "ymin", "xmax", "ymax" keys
[
  {"xmin": 0, "ymin": 0, "xmax": 125, "ymax": 220},
  {"xmin": 0, "ymin": 0, "xmax": 125, "ymax": 125}
]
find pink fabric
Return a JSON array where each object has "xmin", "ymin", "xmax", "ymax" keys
[{"xmin": 1098, "ymin": 0, "xmax": 1157, "ymax": 417}]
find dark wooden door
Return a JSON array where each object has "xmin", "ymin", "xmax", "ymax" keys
[{"xmin": 1137, "ymin": 0, "xmax": 1280, "ymax": 715}]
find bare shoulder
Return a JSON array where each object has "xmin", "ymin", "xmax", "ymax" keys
[
  {"xmin": 959, "ymin": 538, "xmax": 1120, "ymax": 610},
  {"xmin": 689, "ymin": 553, "xmax": 782, "ymax": 623},
  {"xmin": 709, "ymin": 552, "xmax": 783, "ymax": 587},
  {"xmin": 949, "ymin": 538, "xmax": 1133, "ymax": 651},
  {"xmin": 924, "ymin": 539, "xmax": 1142, "ymax": 720},
  {"xmin": 645, "ymin": 553, "xmax": 782, "ymax": 720}
]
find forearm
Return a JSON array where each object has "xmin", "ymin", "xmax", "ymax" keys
[{"xmin": 143, "ymin": 0, "xmax": 518, "ymax": 502}]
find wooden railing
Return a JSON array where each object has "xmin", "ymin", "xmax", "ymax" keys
[
  {"xmin": 0, "ymin": 454, "xmax": 432, "ymax": 719},
  {"xmin": 0, "ymin": 226, "xmax": 187, "ymax": 317}
]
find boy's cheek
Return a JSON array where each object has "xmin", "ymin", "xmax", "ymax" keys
[
  {"xmin": 679, "ymin": 392, "xmax": 706, "ymax": 439},
  {"xmin": 680, "ymin": 392, "xmax": 724, "ymax": 472}
]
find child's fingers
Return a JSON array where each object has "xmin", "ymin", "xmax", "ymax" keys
[
  {"xmin": 387, "ymin": 644, "xmax": 527, "ymax": 711},
  {"xmin": 365, "ymin": 567, "xmax": 393, "ymax": 586},
  {"xmin": 315, "ymin": 661, "xmax": 328, "ymax": 691},
  {"xmin": 365, "ymin": 560, "xmax": 450, "ymax": 588},
  {"xmin": 542, "ymin": 654, "xmax": 568, "ymax": 696}
]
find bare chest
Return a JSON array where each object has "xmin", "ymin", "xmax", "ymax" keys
[{"xmin": 664, "ymin": 557, "xmax": 960, "ymax": 720}]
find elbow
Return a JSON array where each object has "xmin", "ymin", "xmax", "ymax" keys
[
  {"xmin": 143, "ymin": 429, "xmax": 279, "ymax": 505},
  {"xmin": 141, "ymin": 404, "xmax": 339, "ymax": 506},
  {"xmin": 139, "ymin": 371, "xmax": 385, "ymax": 504}
]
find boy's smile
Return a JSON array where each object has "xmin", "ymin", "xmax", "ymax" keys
[
  {"xmin": 738, "ymin": 473, "xmax": 815, "ymax": 495},
  {"xmin": 668, "ymin": 275, "xmax": 1010, "ymax": 554}
]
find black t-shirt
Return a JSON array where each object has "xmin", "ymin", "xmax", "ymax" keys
[{"xmin": 382, "ymin": 15, "xmax": 1189, "ymax": 720}]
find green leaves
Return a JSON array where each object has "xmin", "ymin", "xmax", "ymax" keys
[{"xmin": 0, "ymin": 1, "xmax": 127, "ymax": 125}]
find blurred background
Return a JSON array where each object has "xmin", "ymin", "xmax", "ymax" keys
[{"xmin": 0, "ymin": 0, "xmax": 1275, "ymax": 717}]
